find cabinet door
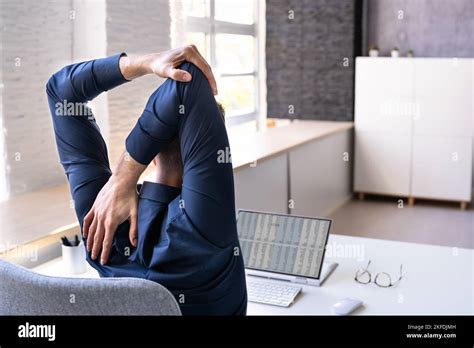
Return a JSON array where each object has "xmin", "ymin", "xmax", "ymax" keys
[
  {"xmin": 234, "ymin": 154, "xmax": 288, "ymax": 214},
  {"xmin": 414, "ymin": 59, "xmax": 473, "ymax": 137},
  {"xmin": 289, "ymin": 129, "xmax": 352, "ymax": 217},
  {"xmin": 355, "ymin": 57, "xmax": 415, "ymax": 134},
  {"xmin": 354, "ymin": 131, "xmax": 412, "ymax": 196},
  {"xmin": 411, "ymin": 136, "xmax": 472, "ymax": 201}
]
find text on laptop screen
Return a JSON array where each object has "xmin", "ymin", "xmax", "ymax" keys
[{"xmin": 237, "ymin": 211, "xmax": 330, "ymax": 279}]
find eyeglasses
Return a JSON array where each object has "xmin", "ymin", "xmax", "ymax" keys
[{"xmin": 354, "ymin": 260, "xmax": 403, "ymax": 288}]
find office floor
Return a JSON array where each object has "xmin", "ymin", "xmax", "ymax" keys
[{"xmin": 329, "ymin": 195, "xmax": 474, "ymax": 249}]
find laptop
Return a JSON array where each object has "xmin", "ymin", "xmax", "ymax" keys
[{"xmin": 237, "ymin": 210, "xmax": 338, "ymax": 288}]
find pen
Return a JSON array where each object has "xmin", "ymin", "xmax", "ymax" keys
[{"xmin": 61, "ymin": 236, "xmax": 71, "ymax": 247}]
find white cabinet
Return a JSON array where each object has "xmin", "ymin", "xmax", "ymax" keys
[
  {"xmin": 411, "ymin": 136, "xmax": 472, "ymax": 201},
  {"xmin": 355, "ymin": 58, "xmax": 415, "ymax": 134},
  {"xmin": 354, "ymin": 57, "xmax": 473, "ymax": 204},
  {"xmin": 289, "ymin": 129, "xmax": 353, "ymax": 217},
  {"xmin": 414, "ymin": 59, "xmax": 472, "ymax": 137},
  {"xmin": 354, "ymin": 132, "xmax": 412, "ymax": 196},
  {"xmin": 234, "ymin": 153, "xmax": 288, "ymax": 214}
]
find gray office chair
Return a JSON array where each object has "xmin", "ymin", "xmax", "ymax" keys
[{"xmin": 0, "ymin": 259, "xmax": 181, "ymax": 315}]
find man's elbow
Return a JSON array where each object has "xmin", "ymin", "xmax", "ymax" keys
[
  {"xmin": 45, "ymin": 66, "xmax": 74, "ymax": 102},
  {"xmin": 46, "ymin": 69, "xmax": 79, "ymax": 121},
  {"xmin": 45, "ymin": 70, "xmax": 63, "ymax": 101}
]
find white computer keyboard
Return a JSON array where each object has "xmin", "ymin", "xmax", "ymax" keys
[{"xmin": 247, "ymin": 278, "xmax": 302, "ymax": 307}]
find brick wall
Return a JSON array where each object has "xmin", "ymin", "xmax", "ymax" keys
[
  {"xmin": 266, "ymin": 0, "xmax": 357, "ymax": 121},
  {"xmin": 1, "ymin": 0, "xmax": 74, "ymax": 196},
  {"xmin": 105, "ymin": 0, "xmax": 171, "ymax": 166}
]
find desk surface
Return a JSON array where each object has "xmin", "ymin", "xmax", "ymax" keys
[
  {"xmin": 248, "ymin": 235, "xmax": 473, "ymax": 315},
  {"xmin": 33, "ymin": 234, "xmax": 473, "ymax": 315}
]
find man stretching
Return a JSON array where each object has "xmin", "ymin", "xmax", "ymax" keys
[{"xmin": 46, "ymin": 46, "xmax": 247, "ymax": 315}]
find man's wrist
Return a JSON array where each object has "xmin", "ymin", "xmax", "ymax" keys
[
  {"xmin": 112, "ymin": 151, "xmax": 147, "ymax": 189},
  {"xmin": 119, "ymin": 54, "xmax": 155, "ymax": 80}
]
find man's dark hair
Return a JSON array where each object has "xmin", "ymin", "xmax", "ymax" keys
[{"xmin": 157, "ymin": 102, "xmax": 225, "ymax": 171}]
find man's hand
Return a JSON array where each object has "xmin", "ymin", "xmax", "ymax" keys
[
  {"xmin": 149, "ymin": 45, "xmax": 217, "ymax": 95},
  {"xmin": 82, "ymin": 176, "xmax": 138, "ymax": 265},
  {"xmin": 83, "ymin": 152, "xmax": 147, "ymax": 265},
  {"xmin": 120, "ymin": 45, "xmax": 218, "ymax": 95}
]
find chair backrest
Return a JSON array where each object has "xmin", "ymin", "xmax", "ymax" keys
[{"xmin": 0, "ymin": 259, "xmax": 181, "ymax": 315}]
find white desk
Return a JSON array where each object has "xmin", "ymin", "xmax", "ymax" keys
[{"xmin": 33, "ymin": 234, "xmax": 474, "ymax": 315}]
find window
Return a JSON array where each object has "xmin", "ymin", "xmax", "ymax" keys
[{"xmin": 181, "ymin": 0, "xmax": 262, "ymax": 126}]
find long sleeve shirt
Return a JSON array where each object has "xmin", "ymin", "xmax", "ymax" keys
[{"xmin": 46, "ymin": 53, "xmax": 247, "ymax": 315}]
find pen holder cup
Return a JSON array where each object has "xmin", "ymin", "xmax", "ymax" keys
[{"xmin": 62, "ymin": 241, "xmax": 87, "ymax": 275}]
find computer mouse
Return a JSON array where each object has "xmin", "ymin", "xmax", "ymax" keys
[{"xmin": 333, "ymin": 297, "xmax": 363, "ymax": 315}]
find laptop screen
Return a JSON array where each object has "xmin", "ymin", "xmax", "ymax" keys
[{"xmin": 237, "ymin": 210, "xmax": 331, "ymax": 279}]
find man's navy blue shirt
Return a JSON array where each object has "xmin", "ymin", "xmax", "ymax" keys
[{"xmin": 46, "ymin": 53, "xmax": 247, "ymax": 315}]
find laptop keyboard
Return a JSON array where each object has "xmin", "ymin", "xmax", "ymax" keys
[{"xmin": 247, "ymin": 278, "xmax": 302, "ymax": 307}]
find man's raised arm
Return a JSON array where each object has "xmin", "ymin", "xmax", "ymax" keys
[{"xmin": 81, "ymin": 46, "xmax": 220, "ymax": 264}]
